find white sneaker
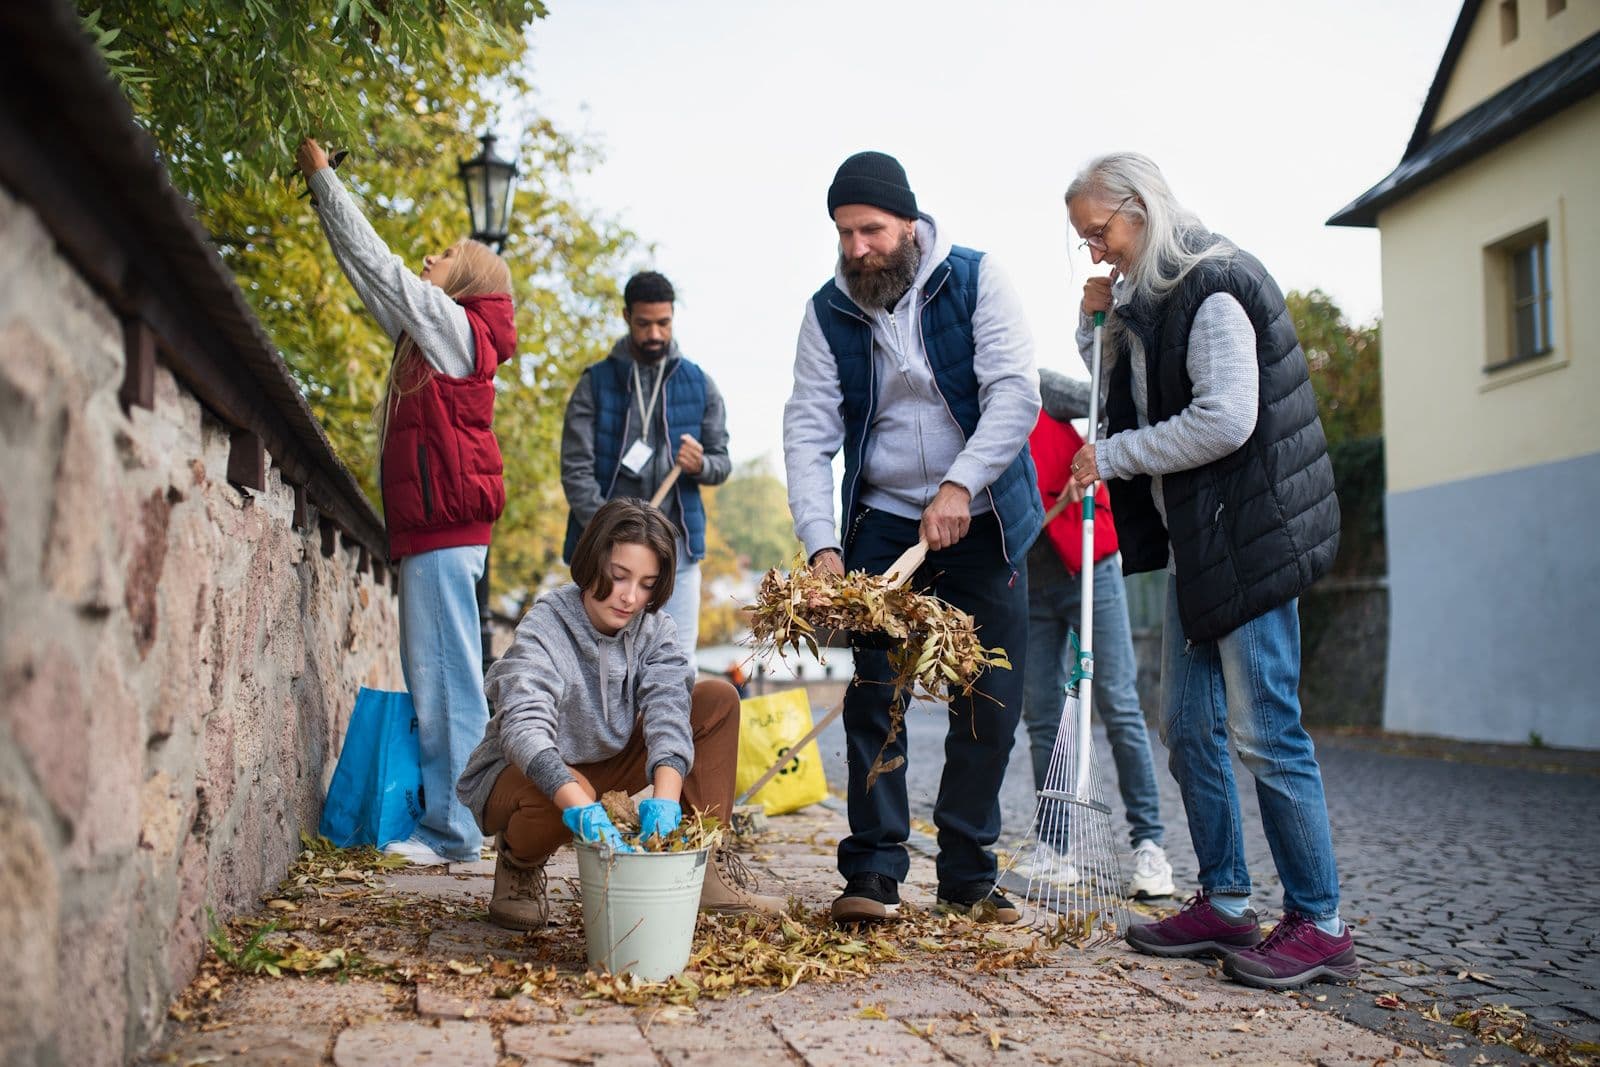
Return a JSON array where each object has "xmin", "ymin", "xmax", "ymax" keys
[
  {"xmin": 382, "ymin": 836, "xmax": 452, "ymax": 867},
  {"xmin": 1009, "ymin": 842, "xmax": 1081, "ymax": 889},
  {"xmin": 1126, "ymin": 839, "xmax": 1175, "ymax": 899}
]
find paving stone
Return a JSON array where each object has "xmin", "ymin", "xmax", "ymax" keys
[
  {"xmin": 503, "ymin": 1021, "xmax": 654, "ymax": 1066},
  {"xmin": 785, "ymin": 972, "xmax": 986, "ymax": 1017},
  {"xmin": 423, "ymin": 917, "xmax": 513, "ymax": 958},
  {"xmin": 947, "ymin": 973, "xmax": 1052, "ymax": 1016},
  {"xmin": 913, "ymin": 1014, "xmax": 1121, "ymax": 1066},
  {"xmin": 773, "ymin": 1016, "xmax": 949, "ymax": 1066},
  {"xmin": 1003, "ymin": 964, "xmax": 1170, "ymax": 1016},
  {"xmin": 414, "ymin": 981, "xmax": 557, "ymax": 1023},
  {"xmin": 143, "ymin": 1024, "xmax": 331, "ymax": 1066},
  {"xmin": 1069, "ymin": 1010, "xmax": 1424, "ymax": 1064},
  {"xmin": 448, "ymin": 858, "xmax": 496, "ymax": 877},
  {"xmin": 216, "ymin": 979, "xmax": 400, "ymax": 1026},
  {"xmin": 658, "ymin": 1049, "xmax": 798, "ymax": 1067},
  {"xmin": 378, "ymin": 872, "xmax": 492, "ymax": 901},
  {"xmin": 1118, "ymin": 963, "xmax": 1302, "ymax": 1013},
  {"xmin": 332, "ymin": 1020, "xmax": 496, "ymax": 1067}
]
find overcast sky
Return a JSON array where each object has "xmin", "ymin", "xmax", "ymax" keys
[{"xmin": 518, "ymin": 0, "xmax": 1461, "ymax": 470}]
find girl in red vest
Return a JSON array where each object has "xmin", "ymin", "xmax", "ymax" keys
[{"xmin": 300, "ymin": 138, "xmax": 517, "ymax": 866}]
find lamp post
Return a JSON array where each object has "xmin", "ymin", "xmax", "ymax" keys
[
  {"xmin": 457, "ymin": 132, "xmax": 518, "ymax": 671},
  {"xmin": 457, "ymin": 133, "xmax": 517, "ymax": 253}
]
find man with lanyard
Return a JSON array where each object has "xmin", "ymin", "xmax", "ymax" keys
[{"xmin": 561, "ymin": 271, "xmax": 731, "ymax": 654}]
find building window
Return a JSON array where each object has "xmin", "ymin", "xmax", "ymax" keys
[
  {"xmin": 1501, "ymin": 0, "xmax": 1519, "ymax": 42},
  {"xmin": 1485, "ymin": 225, "xmax": 1554, "ymax": 372},
  {"xmin": 1547, "ymin": 0, "xmax": 1566, "ymax": 15}
]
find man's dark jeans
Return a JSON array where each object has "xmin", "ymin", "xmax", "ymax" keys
[{"xmin": 839, "ymin": 506, "xmax": 1027, "ymax": 899}]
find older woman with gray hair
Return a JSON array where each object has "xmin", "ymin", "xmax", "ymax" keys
[{"xmin": 1063, "ymin": 152, "xmax": 1351, "ymax": 990}]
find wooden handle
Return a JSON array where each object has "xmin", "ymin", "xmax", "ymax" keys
[
  {"xmin": 648, "ymin": 465, "xmax": 682, "ymax": 508},
  {"xmin": 736, "ymin": 694, "xmax": 847, "ymax": 807},
  {"xmin": 883, "ymin": 537, "xmax": 929, "ymax": 590},
  {"xmin": 1042, "ymin": 486, "xmax": 1080, "ymax": 527}
]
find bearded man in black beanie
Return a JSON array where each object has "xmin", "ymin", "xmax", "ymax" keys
[{"xmin": 782, "ymin": 151, "xmax": 1043, "ymax": 925}]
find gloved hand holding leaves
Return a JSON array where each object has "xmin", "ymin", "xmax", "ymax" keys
[
  {"xmin": 637, "ymin": 798, "xmax": 683, "ymax": 841},
  {"xmin": 561, "ymin": 803, "xmax": 635, "ymax": 851}
]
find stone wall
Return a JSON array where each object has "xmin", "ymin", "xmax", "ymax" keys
[{"xmin": 0, "ymin": 186, "xmax": 401, "ymax": 1063}]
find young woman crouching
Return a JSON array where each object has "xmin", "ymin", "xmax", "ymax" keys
[{"xmin": 456, "ymin": 498, "xmax": 782, "ymax": 929}]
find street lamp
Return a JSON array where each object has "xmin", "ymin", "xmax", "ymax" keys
[
  {"xmin": 457, "ymin": 131, "xmax": 518, "ymax": 671},
  {"xmin": 457, "ymin": 133, "xmax": 517, "ymax": 252}
]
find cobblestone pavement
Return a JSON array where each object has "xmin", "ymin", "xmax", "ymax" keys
[
  {"xmin": 141, "ymin": 806, "xmax": 1428, "ymax": 1066},
  {"xmin": 815, "ymin": 699, "xmax": 1600, "ymax": 1062}
]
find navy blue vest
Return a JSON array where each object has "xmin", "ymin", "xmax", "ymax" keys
[
  {"xmin": 562, "ymin": 355, "xmax": 709, "ymax": 562},
  {"xmin": 811, "ymin": 246, "xmax": 1043, "ymax": 563}
]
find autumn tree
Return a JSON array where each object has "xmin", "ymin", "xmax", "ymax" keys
[
  {"xmin": 1288, "ymin": 288, "xmax": 1382, "ymax": 447},
  {"xmin": 707, "ymin": 456, "xmax": 802, "ymax": 574},
  {"xmin": 1288, "ymin": 288, "xmax": 1386, "ymax": 576},
  {"xmin": 80, "ymin": 2, "xmax": 639, "ymax": 597}
]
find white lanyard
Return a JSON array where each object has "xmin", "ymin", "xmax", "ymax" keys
[{"xmin": 631, "ymin": 361, "xmax": 666, "ymax": 437}]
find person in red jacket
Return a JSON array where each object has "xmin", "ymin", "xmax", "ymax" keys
[
  {"xmin": 1016, "ymin": 399, "xmax": 1173, "ymax": 898},
  {"xmin": 300, "ymin": 137, "xmax": 517, "ymax": 866}
]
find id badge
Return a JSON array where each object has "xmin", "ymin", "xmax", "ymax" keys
[{"xmin": 619, "ymin": 438, "xmax": 653, "ymax": 476}]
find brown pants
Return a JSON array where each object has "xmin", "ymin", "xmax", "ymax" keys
[{"xmin": 484, "ymin": 678, "xmax": 740, "ymax": 865}]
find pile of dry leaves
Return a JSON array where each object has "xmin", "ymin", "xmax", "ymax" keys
[{"xmin": 747, "ymin": 559, "xmax": 1013, "ymax": 787}]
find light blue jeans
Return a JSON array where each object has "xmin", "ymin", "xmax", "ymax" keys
[
  {"xmin": 661, "ymin": 555, "xmax": 701, "ymax": 657},
  {"xmin": 398, "ymin": 544, "xmax": 489, "ymax": 862},
  {"xmin": 1023, "ymin": 551, "xmax": 1164, "ymax": 848},
  {"xmin": 1159, "ymin": 583, "xmax": 1341, "ymax": 920}
]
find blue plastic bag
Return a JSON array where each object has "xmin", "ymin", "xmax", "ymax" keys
[{"xmin": 318, "ymin": 687, "xmax": 424, "ymax": 848}]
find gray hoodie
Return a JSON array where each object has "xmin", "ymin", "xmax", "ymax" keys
[
  {"xmin": 455, "ymin": 583, "xmax": 695, "ymax": 821},
  {"xmin": 783, "ymin": 215, "xmax": 1040, "ymax": 560}
]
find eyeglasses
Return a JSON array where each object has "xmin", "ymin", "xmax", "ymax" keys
[{"xmin": 1079, "ymin": 194, "xmax": 1134, "ymax": 253}]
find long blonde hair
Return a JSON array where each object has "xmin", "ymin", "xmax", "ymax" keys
[{"xmin": 374, "ymin": 238, "xmax": 512, "ymax": 452}]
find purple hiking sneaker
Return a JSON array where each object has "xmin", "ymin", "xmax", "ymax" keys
[
  {"xmin": 1223, "ymin": 912, "xmax": 1359, "ymax": 989},
  {"xmin": 1125, "ymin": 891, "xmax": 1262, "ymax": 958}
]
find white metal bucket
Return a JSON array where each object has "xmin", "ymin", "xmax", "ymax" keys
[{"xmin": 574, "ymin": 843, "xmax": 709, "ymax": 980}]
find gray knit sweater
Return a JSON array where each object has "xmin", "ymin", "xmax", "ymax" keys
[{"xmin": 455, "ymin": 584, "xmax": 694, "ymax": 821}]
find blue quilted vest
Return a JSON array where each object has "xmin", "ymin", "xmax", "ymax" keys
[
  {"xmin": 562, "ymin": 354, "xmax": 710, "ymax": 562},
  {"xmin": 811, "ymin": 246, "xmax": 1043, "ymax": 564}
]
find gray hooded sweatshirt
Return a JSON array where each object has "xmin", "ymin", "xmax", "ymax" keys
[
  {"xmin": 783, "ymin": 215, "xmax": 1040, "ymax": 560},
  {"xmin": 455, "ymin": 583, "xmax": 695, "ymax": 821}
]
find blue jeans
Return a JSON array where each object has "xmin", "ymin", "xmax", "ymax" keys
[
  {"xmin": 1022, "ymin": 550, "xmax": 1164, "ymax": 848},
  {"xmin": 399, "ymin": 545, "xmax": 490, "ymax": 862},
  {"xmin": 840, "ymin": 508, "xmax": 1025, "ymax": 898},
  {"xmin": 661, "ymin": 555, "xmax": 701, "ymax": 657},
  {"xmin": 1159, "ymin": 582, "xmax": 1341, "ymax": 920}
]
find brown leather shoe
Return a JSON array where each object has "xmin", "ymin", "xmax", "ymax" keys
[
  {"xmin": 488, "ymin": 837, "xmax": 548, "ymax": 931},
  {"xmin": 700, "ymin": 848, "xmax": 785, "ymax": 915}
]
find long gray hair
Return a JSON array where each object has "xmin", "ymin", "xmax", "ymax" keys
[{"xmin": 1065, "ymin": 153, "xmax": 1232, "ymax": 335}]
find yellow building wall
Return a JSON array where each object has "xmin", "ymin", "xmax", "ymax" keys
[
  {"xmin": 1434, "ymin": 0, "xmax": 1600, "ymax": 129},
  {"xmin": 1377, "ymin": 92, "xmax": 1600, "ymax": 494}
]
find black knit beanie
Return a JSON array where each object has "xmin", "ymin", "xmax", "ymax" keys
[{"xmin": 826, "ymin": 151, "xmax": 918, "ymax": 220}]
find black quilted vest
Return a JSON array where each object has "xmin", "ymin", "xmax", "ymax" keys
[{"xmin": 1107, "ymin": 238, "xmax": 1339, "ymax": 642}]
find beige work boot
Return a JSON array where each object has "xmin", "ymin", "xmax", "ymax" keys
[
  {"xmin": 487, "ymin": 836, "xmax": 548, "ymax": 931},
  {"xmin": 700, "ymin": 848, "xmax": 785, "ymax": 915}
]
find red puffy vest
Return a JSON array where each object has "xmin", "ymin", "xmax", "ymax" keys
[
  {"xmin": 1030, "ymin": 410, "xmax": 1119, "ymax": 574},
  {"xmin": 379, "ymin": 293, "xmax": 517, "ymax": 559}
]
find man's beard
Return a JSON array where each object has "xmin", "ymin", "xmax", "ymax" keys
[
  {"xmin": 632, "ymin": 339, "xmax": 668, "ymax": 362},
  {"xmin": 842, "ymin": 230, "xmax": 921, "ymax": 310}
]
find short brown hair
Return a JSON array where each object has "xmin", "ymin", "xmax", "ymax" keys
[{"xmin": 569, "ymin": 499, "xmax": 677, "ymax": 612}]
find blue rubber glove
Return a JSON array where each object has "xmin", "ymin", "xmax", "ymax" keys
[
  {"xmin": 561, "ymin": 803, "xmax": 635, "ymax": 852},
  {"xmin": 637, "ymin": 798, "xmax": 683, "ymax": 841}
]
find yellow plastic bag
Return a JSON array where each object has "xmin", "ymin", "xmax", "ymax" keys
[{"xmin": 734, "ymin": 688, "xmax": 829, "ymax": 816}]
